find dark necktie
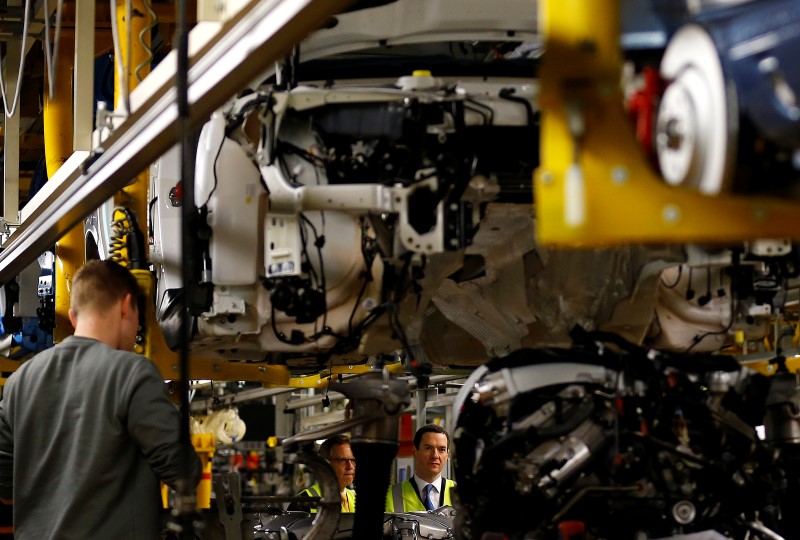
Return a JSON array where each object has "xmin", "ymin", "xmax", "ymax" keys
[{"xmin": 423, "ymin": 483, "xmax": 435, "ymax": 511}]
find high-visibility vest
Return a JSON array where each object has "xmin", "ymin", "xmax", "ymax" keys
[
  {"xmin": 385, "ymin": 478, "xmax": 455, "ymax": 512},
  {"xmin": 299, "ymin": 483, "xmax": 356, "ymax": 513}
]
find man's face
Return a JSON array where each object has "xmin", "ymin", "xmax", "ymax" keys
[
  {"xmin": 413, "ymin": 432, "xmax": 449, "ymax": 481},
  {"xmin": 120, "ymin": 294, "xmax": 140, "ymax": 351},
  {"xmin": 329, "ymin": 443, "xmax": 356, "ymax": 490}
]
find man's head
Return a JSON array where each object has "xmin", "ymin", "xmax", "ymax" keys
[
  {"xmin": 69, "ymin": 260, "xmax": 141, "ymax": 351},
  {"xmin": 320, "ymin": 435, "xmax": 356, "ymax": 491},
  {"xmin": 413, "ymin": 424, "xmax": 449, "ymax": 483}
]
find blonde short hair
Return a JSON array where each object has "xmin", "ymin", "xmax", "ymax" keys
[{"xmin": 70, "ymin": 260, "xmax": 141, "ymax": 319}]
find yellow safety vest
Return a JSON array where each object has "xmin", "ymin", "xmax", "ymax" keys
[
  {"xmin": 299, "ymin": 483, "xmax": 356, "ymax": 513},
  {"xmin": 385, "ymin": 478, "xmax": 455, "ymax": 512}
]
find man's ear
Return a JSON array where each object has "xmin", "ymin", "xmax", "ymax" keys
[
  {"xmin": 68, "ymin": 308, "xmax": 78, "ymax": 329},
  {"xmin": 120, "ymin": 293, "xmax": 134, "ymax": 318}
]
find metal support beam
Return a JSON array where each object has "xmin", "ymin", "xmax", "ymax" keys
[
  {"xmin": 74, "ymin": 0, "xmax": 96, "ymax": 151},
  {"xmin": 0, "ymin": 0, "xmax": 353, "ymax": 283},
  {"xmin": 3, "ymin": 36, "xmax": 20, "ymax": 223}
]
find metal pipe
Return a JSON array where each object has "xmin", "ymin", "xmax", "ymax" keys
[{"xmin": 44, "ymin": 31, "xmax": 80, "ymax": 342}]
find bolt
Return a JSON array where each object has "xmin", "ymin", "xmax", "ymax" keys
[
  {"xmin": 258, "ymin": 366, "xmax": 266, "ymax": 373},
  {"xmin": 753, "ymin": 206, "xmax": 768, "ymax": 221},
  {"xmin": 611, "ymin": 166, "xmax": 629, "ymax": 184},
  {"xmin": 540, "ymin": 171, "xmax": 554, "ymax": 185},
  {"xmin": 662, "ymin": 204, "xmax": 681, "ymax": 224},
  {"xmin": 758, "ymin": 56, "xmax": 779, "ymax": 74},
  {"xmin": 663, "ymin": 118, "xmax": 685, "ymax": 150}
]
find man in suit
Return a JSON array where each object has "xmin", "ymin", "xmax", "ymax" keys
[{"xmin": 386, "ymin": 424, "xmax": 455, "ymax": 512}]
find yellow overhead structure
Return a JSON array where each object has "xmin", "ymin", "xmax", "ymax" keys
[
  {"xmin": 45, "ymin": 33, "xmax": 81, "ymax": 343},
  {"xmin": 275, "ymin": 361, "xmax": 405, "ymax": 389},
  {"xmin": 535, "ymin": 0, "xmax": 800, "ymax": 246},
  {"xmin": 114, "ymin": 0, "xmax": 152, "ymax": 259}
]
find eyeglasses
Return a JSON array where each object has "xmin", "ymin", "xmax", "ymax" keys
[{"xmin": 330, "ymin": 458, "xmax": 356, "ymax": 465}]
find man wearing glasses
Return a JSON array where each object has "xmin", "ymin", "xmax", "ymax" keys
[{"xmin": 293, "ymin": 434, "xmax": 356, "ymax": 513}]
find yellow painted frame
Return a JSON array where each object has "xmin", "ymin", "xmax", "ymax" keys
[
  {"xmin": 274, "ymin": 361, "xmax": 404, "ymax": 389},
  {"xmin": 536, "ymin": 0, "xmax": 800, "ymax": 246}
]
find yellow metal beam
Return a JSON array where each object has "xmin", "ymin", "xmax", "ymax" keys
[
  {"xmin": 272, "ymin": 361, "xmax": 404, "ymax": 389},
  {"xmin": 45, "ymin": 33, "xmax": 83, "ymax": 343},
  {"xmin": 536, "ymin": 0, "xmax": 800, "ymax": 246},
  {"xmin": 155, "ymin": 356, "xmax": 292, "ymax": 385},
  {"xmin": 744, "ymin": 356, "xmax": 800, "ymax": 377},
  {"xmin": 0, "ymin": 359, "xmax": 24, "ymax": 373},
  {"xmin": 115, "ymin": 0, "xmax": 152, "ymax": 259}
]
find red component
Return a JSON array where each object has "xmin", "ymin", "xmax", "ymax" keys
[
  {"xmin": 397, "ymin": 414, "xmax": 414, "ymax": 457},
  {"xmin": 627, "ymin": 66, "xmax": 664, "ymax": 162},
  {"xmin": 615, "ymin": 396, "xmax": 625, "ymax": 415},
  {"xmin": 558, "ymin": 520, "xmax": 587, "ymax": 539},
  {"xmin": 639, "ymin": 416, "xmax": 650, "ymax": 436},
  {"xmin": 667, "ymin": 372, "xmax": 678, "ymax": 388}
]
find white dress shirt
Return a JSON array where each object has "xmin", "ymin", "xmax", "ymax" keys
[{"xmin": 413, "ymin": 473, "xmax": 442, "ymax": 508}]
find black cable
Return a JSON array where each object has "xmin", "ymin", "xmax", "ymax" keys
[
  {"xmin": 122, "ymin": 208, "xmax": 147, "ymax": 270},
  {"xmin": 648, "ymin": 309, "xmax": 663, "ymax": 341},
  {"xmin": 660, "ymin": 265, "xmax": 683, "ymax": 289},
  {"xmin": 347, "ymin": 218, "xmax": 376, "ymax": 335},
  {"xmin": 498, "ymin": 87, "xmax": 536, "ymax": 127},
  {"xmin": 147, "ymin": 196, "xmax": 158, "ymax": 244},
  {"xmin": 279, "ymin": 140, "xmax": 329, "ymax": 168},
  {"xmin": 175, "ymin": 0, "xmax": 196, "ymax": 532},
  {"xmin": 464, "ymin": 98, "xmax": 493, "ymax": 125},
  {"xmin": 200, "ymin": 131, "xmax": 226, "ymax": 207},
  {"xmin": 224, "ymin": 92, "xmax": 272, "ymax": 137},
  {"xmin": 717, "ymin": 267, "xmax": 727, "ymax": 297},
  {"xmin": 686, "ymin": 291, "xmax": 736, "ymax": 353},
  {"xmin": 300, "ymin": 214, "xmax": 328, "ymax": 338},
  {"xmin": 297, "ymin": 218, "xmax": 316, "ymax": 285},
  {"xmin": 697, "ymin": 267, "xmax": 713, "ymax": 306},
  {"xmin": 270, "ymin": 301, "xmax": 298, "ymax": 346},
  {"xmin": 383, "ymin": 253, "xmax": 418, "ymax": 368}
]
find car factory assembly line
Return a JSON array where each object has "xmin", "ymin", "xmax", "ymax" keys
[{"xmin": 0, "ymin": 0, "xmax": 800, "ymax": 538}]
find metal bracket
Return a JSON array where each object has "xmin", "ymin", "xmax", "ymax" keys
[{"xmin": 213, "ymin": 472, "xmax": 244, "ymax": 540}]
